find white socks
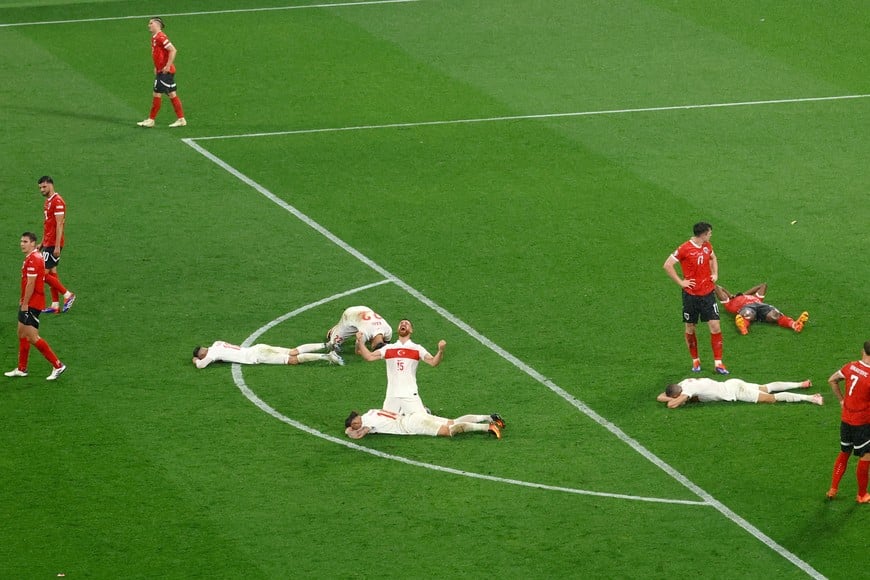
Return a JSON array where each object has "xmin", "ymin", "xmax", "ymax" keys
[
  {"xmin": 448, "ymin": 423, "xmax": 489, "ymax": 436},
  {"xmin": 295, "ymin": 343, "xmax": 326, "ymax": 354},
  {"xmin": 296, "ymin": 353, "xmax": 329, "ymax": 364},
  {"xmin": 765, "ymin": 381, "xmax": 804, "ymax": 393},
  {"xmin": 774, "ymin": 392, "xmax": 813, "ymax": 403},
  {"xmin": 453, "ymin": 414, "xmax": 490, "ymax": 423}
]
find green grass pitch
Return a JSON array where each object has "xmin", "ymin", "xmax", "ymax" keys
[{"xmin": 1, "ymin": 1, "xmax": 868, "ymax": 578}]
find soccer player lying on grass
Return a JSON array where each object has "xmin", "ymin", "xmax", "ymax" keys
[
  {"xmin": 344, "ymin": 409, "xmax": 505, "ymax": 439},
  {"xmin": 192, "ymin": 340, "xmax": 343, "ymax": 368},
  {"xmin": 713, "ymin": 283, "xmax": 808, "ymax": 335},
  {"xmin": 657, "ymin": 377, "xmax": 822, "ymax": 409}
]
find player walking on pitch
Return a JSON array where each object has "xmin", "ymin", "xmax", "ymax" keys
[
  {"xmin": 5, "ymin": 232, "xmax": 66, "ymax": 381},
  {"xmin": 137, "ymin": 17, "xmax": 186, "ymax": 128},
  {"xmin": 38, "ymin": 176, "xmax": 75, "ymax": 314},
  {"xmin": 663, "ymin": 222, "xmax": 728, "ymax": 374}
]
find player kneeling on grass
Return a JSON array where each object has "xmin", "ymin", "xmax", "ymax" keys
[
  {"xmin": 656, "ymin": 377, "xmax": 822, "ymax": 409},
  {"xmin": 192, "ymin": 340, "xmax": 343, "ymax": 368},
  {"xmin": 345, "ymin": 409, "xmax": 505, "ymax": 439}
]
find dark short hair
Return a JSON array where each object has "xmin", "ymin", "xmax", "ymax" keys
[
  {"xmin": 37, "ymin": 175, "xmax": 53, "ymax": 184},
  {"xmin": 665, "ymin": 384, "xmax": 682, "ymax": 397},
  {"xmin": 345, "ymin": 411, "xmax": 359, "ymax": 429},
  {"xmin": 193, "ymin": 346, "xmax": 202, "ymax": 358},
  {"xmin": 151, "ymin": 16, "xmax": 165, "ymax": 29},
  {"xmin": 864, "ymin": 341, "xmax": 870, "ymax": 356},
  {"xmin": 693, "ymin": 222, "xmax": 712, "ymax": 237},
  {"xmin": 21, "ymin": 231, "xmax": 37, "ymax": 242}
]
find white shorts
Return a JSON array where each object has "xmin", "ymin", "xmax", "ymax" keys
[
  {"xmin": 402, "ymin": 413, "xmax": 449, "ymax": 436},
  {"xmin": 251, "ymin": 344, "xmax": 291, "ymax": 365},
  {"xmin": 383, "ymin": 395, "xmax": 427, "ymax": 416},
  {"xmin": 726, "ymin": 379, "xmax": 761, "ymax": 403}
]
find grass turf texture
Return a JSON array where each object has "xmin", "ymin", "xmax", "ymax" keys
[{"xmin": 1, "ymin": 0, "xmax": 868, "ymax": 578}]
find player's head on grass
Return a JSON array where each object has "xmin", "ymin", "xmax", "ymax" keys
[
  {"xmin": 192, "ymin": 346, "xmax": 205, "ymax": 359},
  {"xmin": 345, "ymin": 411, "xmax": 360, "ymax": 429},
  {"xmin": 665, "ymin": 383, "xmax": 682, "ymax": 397}
]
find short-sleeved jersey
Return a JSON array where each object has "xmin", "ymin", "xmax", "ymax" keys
[
  {"xmin": 360, "ymin": 409, "xmax": 406, "ymax": 435},
  {"xmin": 195, "ymin": 341, "xmax": 254, "ymax": 368},
  {"xmin": 839, "ymin": 361, "xmax": 870, "ymax": 426},
  {"xmin": 329, "ymin": 306, "xmax": 393, "ymax": 343},
  {"xmin": 721, "ymin": 293, "xmax": 762, "ymax": 315},
  {"xmin": 671, "ymin": 239, "xmax": 715, "ymax": 296},
  {"xmin": 377, "ymin": 339, "xmax": 431, "ymax": 399},
  {"xmin": 21, "ymin": 250, "xmax": 46, "ymax": 310},
  {"xmin": 151, "ymin": 31, "xmax": 176, "ymax": 73},
  {"xmin": 43, "ymin": 192, "xmax": 66, "ymax": 247}
]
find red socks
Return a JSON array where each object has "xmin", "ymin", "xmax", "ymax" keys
[
  {"xmin": 45, "ymin": 272, "xmax": 67, "ymax": 302},
  {"xmin": 777, "ymin": 315, "xmax": 794, "ymax": 328},
  {"xmin": 831, "ymin": 451, "xmax": 851, "ymax": 490},
  {"xmin": 170, "ymin": 95, "xmax": 184, "ymax": 118},
  {"xmin": 18, "ymin": 338, "xmax": 30, "ymax": 371},
  {"xmin": 34, "ymin": 338, "xmax": 61, "ymax": 368},
  {"xmin": 149, "ymin": 96, "xmax": 162, "ymax": 119},
  {"xmin": 710, "ymin": 332, "xmax": 723, "ymax": 360},
  {"xmin": 859, "ymin": 460, "xmax": 870, "ymax": 496},
  {"xmin": 685, "ymin": 333, "xmax": 698, "ymax": 359}
]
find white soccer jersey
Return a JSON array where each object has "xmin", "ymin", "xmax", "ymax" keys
[
  {"xmin": 678, "ymin": 378, "xmax": 758, "ymax": 403},
  {"xmin": 378, "ymin": 339, "xmax": 431, "ymax": 399},
  {"xmin": 360, "ymin": 409, "xmax": 407, "ymax": 435},
  {"xmin": 194, "ymin": 341, "xmax": 292, "ymax": 368},
  {"xmin": 330, "ymin": 306, "xmax": 393, "ymax": 343}
]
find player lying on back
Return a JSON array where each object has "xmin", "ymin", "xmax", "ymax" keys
[{"xmin": 714, "ymin": 283, "xmax": 808, "ymax": 335}]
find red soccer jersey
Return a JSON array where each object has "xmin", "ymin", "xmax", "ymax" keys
[
  {"xmin": 672, "ymin": 240, "xmax": 715, "ymax": 296},
  {"xmin": 841, "ymin": 360, "xmax": 870, "ymax": 426},
  {"xmin": 21, "ymin": 250, "xmax": 46, "ymax": 310},
  {"xmin": 43, "ymin": 192, "xmax": 66, "ymax": 247},
  {"xmin": 151, "ymin": 31, "xmax": 176, "ymax": 73},
  {"xmin": 722, "ymin": 293, "xmax": 761, "ymax": 315}
]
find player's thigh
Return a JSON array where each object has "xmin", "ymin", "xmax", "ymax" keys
[{"xmin": 696, "ymin": 293, "xmax": 720, "ymax": 322}]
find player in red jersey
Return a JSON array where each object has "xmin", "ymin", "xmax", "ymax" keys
[
  {"xmin": 38, "ymin": 176, "xmax": 76, "ymax": 314},
  {"xmin": 663, "ymin": 222, "xmax": 728, "ymax": 374},
  {"xmin": 137, "ymin": 17, "xmax": 186, "ymax": 128},
  {"xmin": 4, "ymin": 233, "xmax": 66, "ymax": 381},
  {"xmin": 714, "ymin": 283, "xmax": 808, "ymax": 335},
  {"xmin": 826, "ymin": 341, "xmax": 870, "ymax": 502}
]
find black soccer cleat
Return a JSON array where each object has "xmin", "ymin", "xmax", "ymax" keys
[{"xmin": 490, "ymin": 413, "xmax": 505, "ymax": 429}]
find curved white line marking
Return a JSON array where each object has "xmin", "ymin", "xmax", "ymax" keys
[{"xmin": 231, "ymin": 282, "xmax": 707, "ymax": 506}]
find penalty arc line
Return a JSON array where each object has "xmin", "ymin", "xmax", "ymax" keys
[
  {"xmin": 182, "ymin": 137, "xmax": 825, "ymax": 580},
  {"xmin": 232, "ymin": 281, "xmax": 707, "ymax": 506}
]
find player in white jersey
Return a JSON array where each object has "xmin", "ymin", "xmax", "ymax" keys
[
  {"xmin": 192, "ymin": 340, "xmax": 343, "ymax": 369},
  {"xmin": 657, "ymin": 376, "xmax": 823, "ymax": 408},
  {"xmin": 344, "ymin": 408, "xmax": 504, "ymax": 439},
  {"xmin": 356, "ymin": 318, "xmax": 445, "ymax": 414},
  {"xmin": 325, "ymin": 306, "xmax": 392, "ymax": 353}
]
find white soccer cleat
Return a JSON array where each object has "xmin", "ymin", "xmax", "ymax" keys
[
  {"xmin": 811, "ymin": 393, "xmax": 824, "ymax": 406},
  {"xmin": 327, "ymin": 351, "xmax": 345, "ymax": 366},
  {"xmin": 46, "ymin": 364, "xmax": 66, "ymax": 381},
  {"xmin": 4, "ymin": 368, "xmax": 28, "ymax": 377},
  {"xmin": 136, "ymin": 118, "xmax": 155, "ymax": 127},
  {"xmin": 168, "ymin": 117, "xmax": 187, "ymax": 128}
]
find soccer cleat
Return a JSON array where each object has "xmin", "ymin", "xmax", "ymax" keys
[
  {"xmin": 326, "ymin": 336, "xmax": 343, "ymax": 353},
  {"xmin": 793, "ymin": 311, "xmax": 809, "ymax": 333},
  {"xmin": 42, "ymin": 305, "xmax": 60, "ymax": 314},
  {"xmin": 826, "ymin": 488, "xmax": 838, "ymax": 500},
  {"xmin": 488, "ymin": 423, "xmax": 502, "ymax": 440},
  {"xmin": 46, "ymin": 364, "xmax": 66, "ymax": 381},
  {"xmin": 62, "ymin": 293, "xmax": 76, "ymax": 312},
  {"xmin": 136, "ymin": 118, "xmax": 155, "ymax": 127},
  {"xmin": 811, "ymin": 393, "xmax": 824, "ymax": 406},
  {"xmin": 691, "ymin": 359, "xmax": 702, "ymax": 373},
  {"xmin": 327, "ymin": 351, "xmax": 345, "ymax": 366},
  {"xmin": 4, "ymin": 368, "xmax": 28, "ymax": 377},
  {"xmin": 168, "ymin": 117, "xmax": 187, "ymax": 128},
  {"xmin": 857, "ymin": 493, "xmax": 870, "ymax": 504},
  {"xmin": 715, "ymin": 364, "xmax": 730, "ymax": 375},
  {"xmin": 490, "ymin": 413, "xmax": 505, "ymax": 429},
  {"xmin": 734, "ymin": 315, "xmax": 749, "ymax": 335}
]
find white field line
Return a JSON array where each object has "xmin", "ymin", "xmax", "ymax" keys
[
  {"xmin": 233, "ymin": 282, "xmax": 708, "ymax": 506},
  {"xmin": 0, "ymin": 0, "xmax": 419, "ymax": 28},
  {"xmin": 183, "ymin": 135, "xmax": 825, "ymax": 579},
  {"xmin": 191, "ymin": 93, "xmax": 870, "ymax": 141}
]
